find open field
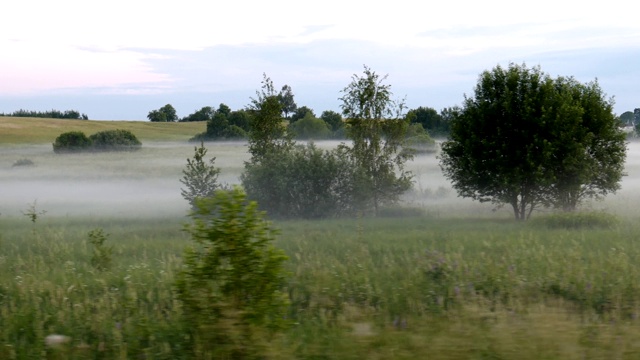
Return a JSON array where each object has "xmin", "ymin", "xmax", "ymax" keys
[
  {"xmin": 0, "ymin": 117, "xmax": 206, "ymax": 144},
  {"xmin": 3, "ymin": 121, "xmax": 640, "ymax": 358}
]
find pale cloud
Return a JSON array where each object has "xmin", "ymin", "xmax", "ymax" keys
[
  {"xmin": 0, "ymin": 39, "xmax": 172, "ymax": 94},
  {"xmin": 1, "ymin": 0, "xmax": 639, "ymax": 118}
]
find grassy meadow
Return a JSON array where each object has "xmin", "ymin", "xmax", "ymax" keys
[
  {"xmin": 3, "ymin": 117, "xmax": 640, "ymax": 358},
  {"xmin": 0, "ymin": 117, "xmax": 206, "ymax": 144}
]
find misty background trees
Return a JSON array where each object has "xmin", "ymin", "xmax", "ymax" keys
[
  {"xmin": 0, "ymin": 109, "xmax": 89, "ymax": 120},
  {"xmin": 169, "ymin": 63, "xmax": 630, "ymax": 220},
  {"xmin": 237, "ymin": 69, "xmax": 415, "ymax": 218}
]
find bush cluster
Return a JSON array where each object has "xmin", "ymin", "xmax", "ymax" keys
[
  {"xmin": 53, "ymin": 130, "xmax": 141, "ymax": 153},
  {"xmin": 89, "ymin": 129, "xmax": 142, "ymax": 151},
  {"xmin": 242, "ymin": 143, "xmax": 356, "ymax": 218}
]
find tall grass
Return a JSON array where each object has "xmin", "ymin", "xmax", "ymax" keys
[{"xmin": 3, "ymin": 215, "xmax": 640, "ymax": 358}]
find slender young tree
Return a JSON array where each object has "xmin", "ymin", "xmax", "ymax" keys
[
  {"xmin": 339, "ymin": 65, "xmax": 413, "ymax": 215},
  {"xmin": 180, "ymin": 143, "xmax": 223, "ymax": 208},
  {"xmin": 246, "ymin": 74, "xmax": 292, "ymax": 162}
]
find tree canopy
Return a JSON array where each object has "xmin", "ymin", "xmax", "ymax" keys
[
  {"xmin": 440, "ymin": 63, "xmax": 626, "ymax": 220},
  {"xmin": 277, "ymin": 84, "xmax": 297, "ymax": 118},
  {"xmin": 147, "ymin": 104, "xmax": 178, "ymax": 122}
]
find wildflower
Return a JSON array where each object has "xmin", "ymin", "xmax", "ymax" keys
[{"xmin": 45, "ymin": 334, "xmax": 70, "ymax": 349}]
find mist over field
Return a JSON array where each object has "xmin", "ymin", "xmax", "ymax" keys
[{"xmin": 3, "ymin": 140, "xmax": 640, "ymax": 219}]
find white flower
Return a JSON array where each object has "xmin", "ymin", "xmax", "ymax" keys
[{"xmin": 45, "ymin": 334, "xmax": 70, "ymax": 348}]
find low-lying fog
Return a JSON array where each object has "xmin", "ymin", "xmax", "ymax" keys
[{"xmin": 2, "ymin": 141, "xmax": 640, "ymax": 219}]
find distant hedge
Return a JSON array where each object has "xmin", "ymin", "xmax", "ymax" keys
[{"xmin": 53, "ymin": 130, "xmax": 141, "ymax": 153}]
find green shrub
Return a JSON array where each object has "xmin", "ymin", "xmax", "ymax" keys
[
  {"xmin": 289, "ymin": 114, "xmax": 331, "ymax": 139},
  {"xmin": 175, "ymin": 188, "xmax": 289, "ymax": 358},
  {"xmin": 89, "ymin": 129, "xmax": 141, "ymax": 151},
  {"xmin": 52, "ymin": 131, "xmax": 92, "ymax": 153},
  {"xmin": 224, "ymin": 124, "xmax": 248, "ymax": 139},
  {"xmin": 529, "ymin": 211, "xmax": 620, "ymax": 229},
  {"xmin": 241, "ymin": 143, "xmax": 355, "ymax": 218},
  {"xmin": 87, "ymin": 228, "xmax": 113, "ymax": 271}
]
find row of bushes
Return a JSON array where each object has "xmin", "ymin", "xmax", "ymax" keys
[{"xmin": 52, "ymin": 130, "xmax": 142, "ymax": 153}]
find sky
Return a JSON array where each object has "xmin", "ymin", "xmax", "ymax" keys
[{"xmin": 1, "ymin": 0, "xmax": 639, "ymax": 121}]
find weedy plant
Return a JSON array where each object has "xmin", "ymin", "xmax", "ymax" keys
[
  {"xmin": 22, "ymin": 200, "xmax": 46, "ymax": 224},
  {"xmin": 87, "ymin": 228, "xmax": 113, "ymax": 271},
  {"xmin": 175, "ymin": 187, "xmax": 289, "ymax": 358}
]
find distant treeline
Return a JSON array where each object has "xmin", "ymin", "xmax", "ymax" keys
[{"xmin": 0, "ymin": 109, "xmax": 89, "ymax": 120}]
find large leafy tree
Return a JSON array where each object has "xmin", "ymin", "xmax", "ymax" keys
[
  {"xmin": 440, "ymin": 63, "xmax": 626, "ymax": 220},
  {"xmin": 545, "ymin": 77, "xmax": 627, "ymax": 211},
  {"xmin": 339, "ymin": 65, "xmax": 413, "ymax": 215}
]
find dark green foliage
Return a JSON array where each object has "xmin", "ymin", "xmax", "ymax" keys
[
  {"xmin": 87, "ymin": 228, "xmax": 113, "ymax": 271},
  {"xmin": 53, "ymin": 130, "xmax": 141, "ymax": 153},
  {"xmin": 406, "ymin": 106, "xmax": 450, "ymax": 137},
  {"xmin": 288, "ymin": 113, "xmax": 331, "ymax": 139},
  {"xmin": 278, "ymin": 84, "xmax": 297, "ymax": 118},
  {"xmin": 619, "ymin": 111, "xmax": 635, "ymax": 126},
  {"xmin": 89, "ymin": 129, "xmax": 142, "ymax": 151},
  {"xmin": 180, "ymin": 143, "xmax": 224, "ymax": 208},
  {"xmin": 175, "ymin": 188, "xmax": 289, "ymax": 358},
  {"xmin": 216, "ymin": 103, "xmax": 231, "ymax": 118},
  {"xmin": 289, "ymin": 106, "xmax": 315, "ymax": 124},
  {"xmin": 546, "ymin": 77, "xmax": 627, "ymax": 211},
  {"xmin": 147, "ymin": 104, "xmax": 178, "ymax": 122},
  {"xmin": 242, "ymin": 143, "xmax": 355, "ymax": 218},
  {"xmin": 320, "ymin": 110, "xmax": 344, "ymax": 133},
  {"xmin": 52, "ymin": 131, "xmax": 92, "ymax": 153},
  {"xmin": 227, "ymin": 109, "xmax": 252, "ymax": 131},
  {"xmin": 246, "ymin": 74, "xmax": 292, "ymax": 161},
  {"xmin": 224, "ymin": 125, "xmax": 248, "ymax": 139},
  {"xmin": 205, "ymin": 112, "xmax": 230, "ymax": 138},
  {"xmin": 190, "ymin": 106, "xmax": 251, "ymax": 141},
  {"xmin": 181, "ymin": 106, "xmax": 214, "ymax": 122},
  {"xmin": 440, "ymin": 63, "xmax": 626, "ymax": 220},
  {"xmin": 339, "ymin": 65, "xmax": 414, "ymax": 215},
  {"xmin": 0, "ymin": 109, "xmax": 88, "ymax": 119}
]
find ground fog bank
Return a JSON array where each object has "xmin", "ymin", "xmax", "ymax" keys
[{"xmin": 2, "ymin": 140, "xmax": 640, "ymax": 219}]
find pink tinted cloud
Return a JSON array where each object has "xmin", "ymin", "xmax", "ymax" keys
[{"xmin": 0, "ymin": 40, "xmax": 171, "ymax": 95}]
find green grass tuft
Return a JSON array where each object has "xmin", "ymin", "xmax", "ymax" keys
[{"xmin": 529, "ymin": 211, "xmax": 620, "ymax": 229}]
